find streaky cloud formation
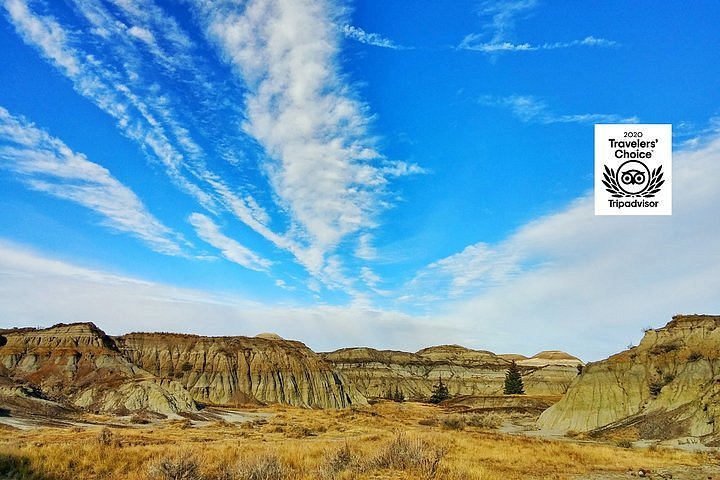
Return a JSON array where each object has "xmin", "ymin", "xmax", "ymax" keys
[
  {"xmin": 194, "ymin": 0, "xmax": 422, "ymax": 277},
  {"xmin": 342, "ymin": 24, "xmax": 407, "ymax": 50},
  {"xmin": 459, "ymin": 0, "xmax": 616, "ymax": 55},
  {"xmin": 459, "ymin": 35, "xmax": 618, "ymax": 53},
  {"xmin": 479, "ymin": 95, "xmax": 639, "ymax": 124},
  {"xmin": 189, "ymin": 212, "xmax": 272, "ymax": 272},
  {"xmin": 0, "ymin": 107, "xmax": 184, "ymax": 255}
]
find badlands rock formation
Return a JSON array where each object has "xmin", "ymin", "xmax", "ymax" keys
[
  {"xmin": 0, "ymin": 323, "xmax": 196, "ymax": 414},
  {"xmin": 323, "ymin": 345, "xmax": 582, "ymax": 400},
  {"xmin": 116, "ymin": 332, "xmax": 366, "ymax": 408},
  {"xmin": 538, "ymin": 315, "xmax": 720, "ymax": 444}
]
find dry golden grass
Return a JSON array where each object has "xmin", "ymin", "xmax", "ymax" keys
[{"xmin": 0, "ymin": 401, "xmax": 713, "ymax": 480}]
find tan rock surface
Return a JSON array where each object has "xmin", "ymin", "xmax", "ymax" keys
[
  {"xmin": 116, "ymin": 332, "xmax": 367, "ymax": 408},
  {"xmin": 323, "ymin": 344, "xmax": 583, "ymax": 400},
  {"xmin": 0, "ymin": 323, "xmax": 196, "ymax": 414},
  {"xmin": 538, "ymin": 314, "xmax": 720, "ymax": 444}
]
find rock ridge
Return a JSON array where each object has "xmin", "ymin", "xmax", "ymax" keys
[
  {"xmin": 323, "ymin": 345, "xmax": 583, "ymax": 400},
  {"xmin": 538, "ymin": 314, "xmax": 720, "ymax": 444}
]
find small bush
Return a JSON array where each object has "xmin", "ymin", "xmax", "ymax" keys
[
  {"xmin": 369, "ymin": 433, "xmax": 446, "ymax": 479},
  {"xmin": 147, "ymin": 451, "xmax": 201, "ymax": 480},
  {"xmin": 287, "ymin": 425, "xmax": 314, "ymax": 438},
  {"xmin": 441, "ymin": 415, "xmax": 466, "ymax": 430},
  {"xmin": 236, "ymin": 453, "xmax": 290, "ymax": 480},
  {"xmin": 130, "ymin": 414, "xmax": 151, "ymax": 424},
  {"xmin": 465, "ymin": 413, "xmax": 502, "ymax": 429},
  {"xmin": 96, "ymin": 427, "xmax": 116, "ymax": 447},
  {"xmin": 319, "ymin": 442, "xmax": 352, "ymax": 477},
  {"xmin": 616, "ymin": 439, "xmax": 633, "ymax": 449},
  {"xmin": 418, "ymin": 417, "xmax": 439, "ymax": 427},
  {"xmin": 688, "ymin": 352, "xmax": 703, "ymax": 362},
  {"xmin": 649, "ymin": 381, "xmax": 664, "ymax": 396}
]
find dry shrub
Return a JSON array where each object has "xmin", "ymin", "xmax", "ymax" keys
[
  {"xmin": 465, "ymin": 413, "xmax": 502, "ymax": 429},
  {"xmin": 317, "ymin": 443, "xmax": 352, "ymax": 479},
  {"xmin": 368, "ymin": 432, "xmax": 446, "ymax": 479},
  {"xmin": 97, "ymin": 427, "xmax": 117, "ymax": 447},
  {"xmin": 616, "ymin": 439, "xmax": 633, "ymax": 449},
  {"xmin": 418, "ymin": 417, "xmax": 439, "ymax": 427},
  {"xmin": 286, "ymin": 425, "xmax": 314, "ymax": 438},
  {"xmin": 236, "ymin": 453, "xmax": 291, "ymax": 480},
  {"xmin": 147, "ymin": 450, "xmax": 201, "ymax": 480},
  {"xmin": 441, "ymin": 415, "xmax": 466, "ymax": 430}
]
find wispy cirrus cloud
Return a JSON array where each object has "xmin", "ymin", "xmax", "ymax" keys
[
  {"xmin": 480, "ymin": 95, "xmax": 638, "ymax": 124},
  {"xmin": 458, "ymin": 0, "xmax": 617, "ymax": 55},
  {"xmin": 189, "ymin": 213, "xmax": 271, "ymax": 272},
  {"xmin": 3, "ymin": 0, "xmax": 287, "ymax": 267},
  {"xmin": 459, "ymin": 35, "xmax": 617, "ymax": 53},
  {"xmin": 0, "ymin": 107, "xmax": 184, "ymax": 256},
  {"xmin": 342, "ymin": 24, "xmax": 407, "ymax": 50},
  {"xmin": 194, "ymin": 0, "xmax": 422, "ymax": 276}
]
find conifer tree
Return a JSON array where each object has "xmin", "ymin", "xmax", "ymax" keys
[
  {"xmin": 504, "ymin": 360, "xmax": 525, "ymax": 395},
  {"xmin": 429, "ymin": 377, "xmax": 450, "ymax": 403}
]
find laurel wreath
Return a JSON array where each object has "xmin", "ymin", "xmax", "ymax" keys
[{"xmin": 603, "ymin": 165, "xmax": 664, "ymax": 198}]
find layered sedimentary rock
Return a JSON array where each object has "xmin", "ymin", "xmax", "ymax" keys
[
  {"xmin": 116, "ymin": 332, "xmax": 366, "ymax": 408},
  {"xmin": 323, "ymin": 345, "xmax": 582, "ymax": 400},
  {"xmin": 0, "ymin": 323, "xmax": 196, "ymax": 414},
  {"xmin": 538, "ymin": 315, "xmax": 720, "ymax": 443}
]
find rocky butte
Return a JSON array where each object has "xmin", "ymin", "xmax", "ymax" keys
[
  {"xmin": 538, "ymin": 314, "xmax": 720, "ymax": 445},
  {"xmin": 116, "ymin": 331, "xmax": 365, "ymax": 409},
  {"xmin": 0, "ymin": 323, "xmax": 365, "ymax": 415},
  {"xmin": 0, "ymin": 323, "xmax": 196, "ymax": 415},
  {"xmin": 322, "ymin": 345, "xmax": 583, "ymax": 400}
]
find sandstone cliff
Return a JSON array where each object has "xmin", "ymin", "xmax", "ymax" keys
[
  {"xmin": 116, "ymin": 332, "xmax": 367, "ymax": 408},
  {"xmin": 323, "ymin": 345, "xmax": 582, "ymax": 400},
  {"xmin": 538, "ymin": 315, "xmax": 720, "ymax": 444},
  {"xmin": 0, "ymin": 323, "xmax": 196, "ymax": 415}
]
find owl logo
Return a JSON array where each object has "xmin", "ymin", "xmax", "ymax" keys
[{"xmin": 603, "ymin": 160, "xmax": 664, "ymax": 198}]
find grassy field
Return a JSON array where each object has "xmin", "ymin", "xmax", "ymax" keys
[{"xmin": 0, "ymin": 401, "xmax": 714, "ymax": 480}]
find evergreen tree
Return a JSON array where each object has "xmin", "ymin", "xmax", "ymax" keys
[
  {"xmin": 504, "ymin": 360, "xmax": 525, "ymax": 395},
  {"xmin": 429, "ymin": 377, "xmax": 450, "ymax": 404},
  {"xmin": 393, "ymin": 386, "xmax": 405, "ymax": 402}
]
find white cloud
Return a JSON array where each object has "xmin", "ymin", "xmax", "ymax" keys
[
  {"xmin": 0, "ymin": 107, "xmax": 184, "ymax": 256},
  {"xmin": 410, "ymin": 133, "xmax": 720, "ymax": 360},
  {"xmin": 459, "ymin": 35, "xmax": 618, "ymax": 53},
  {"xmin": 458, "ymin": 0, "xmax": 617, "ymax": 55},
  {"xmin": 189, "ymin": 213, "xmax": 271, "ymax": 272},
  {"xmin": 4, "ymin": 0, "xmax": 80, "ymax": 75},
  {"xmin": 0, "ymin": 241, "xmax": 446, "ymax": 352},
  {"xmin": 195, "ymin": 0, "xmax": 422, "ymax": 276},
  {"xmin": 480, "ymin": 95, "xmax": 638, "ymax": 124},
  {"xmin": 355, "ymin": 233, "xmax": 377, "ymax": 260},
  {"xmin": 127, "ymin": 25, "xmax": 155, "ymax": 45},
  {"xmin": 342, "ymin": 24, "xmax": 406, "ymax": 50}
]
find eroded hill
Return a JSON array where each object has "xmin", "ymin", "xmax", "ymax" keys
[
  {"xmin": 322, "ymin": 345, "xmax": 583, "ymax": 400},
  {"xmin": 538, "ymin": 314, "xmax": 720, "ymax": 445}
]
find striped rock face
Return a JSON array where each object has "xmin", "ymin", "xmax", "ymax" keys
[{"xmin": 538, "ymin": 315, "xmax": 720, "ymax": 444}]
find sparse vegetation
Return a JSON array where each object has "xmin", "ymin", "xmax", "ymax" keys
[
  {"xmin": 429, "ymin": 378, "xmax": 450, "ymax": 404},
  {"xmin": 96, "ymin": 427, "xmax": 115, "ymax": 447},
  {"xmin": 615, "ymin": 439, "xmax": 633, "ymax": 449},
  {"xmin": 236, "ymin": 453, "xmax": 290, "ymax": 480},
  {"xmin": 0, "ymin": 401, "xmax": 714, "ymax": 480},
  {"xmin": 650, "ymin": 342, "xmax": 681, "ymax": 355},
  {"xmin": 148, "ymin": 450, "xmax": 201, "ymax": 480},
  {"xmin": 688, "ymin": 351, "xmax": 703, "ymax": 362}
]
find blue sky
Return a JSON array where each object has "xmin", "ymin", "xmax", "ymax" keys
[{"xmin": 1, "ymin": 0, "xmax": 719, "ymax": 360}]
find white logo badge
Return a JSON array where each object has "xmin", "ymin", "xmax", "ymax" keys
[{"xmin": 595, "ymin": 124, "xmax": 672, "ymax": 216}]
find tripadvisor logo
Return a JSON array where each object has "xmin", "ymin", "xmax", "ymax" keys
[
  {"xmin": 602, "ymin": 159, "xmax": 664, "ymax": 208},
  {"xmin": 594, "ymin": 124, "xmax": 672, "ymax": 216}
]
